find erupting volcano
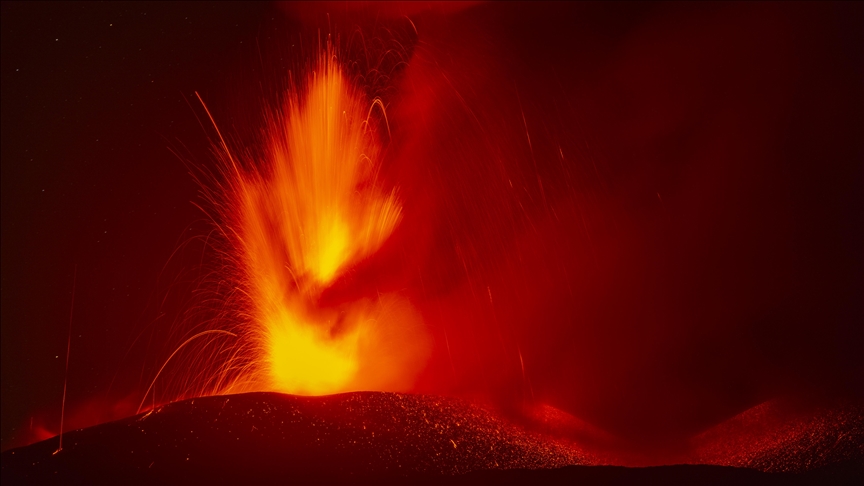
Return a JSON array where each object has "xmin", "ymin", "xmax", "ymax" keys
[{"xmin": 2, "ymin": 1, "xmax": 862, "ymax": 484}]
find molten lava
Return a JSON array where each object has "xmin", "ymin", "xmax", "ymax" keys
[{"xmin": 216, "ymin": 49, "xmax": 429, "ymax": 396}]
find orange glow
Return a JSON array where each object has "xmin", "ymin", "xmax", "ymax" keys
[
  {"xmin": 216, "ymin": 47, "xmax": 429, "ymax": 396},
  {"xmin": 266, "ymin": 304, "xmax": 360, "ymax": 395}
]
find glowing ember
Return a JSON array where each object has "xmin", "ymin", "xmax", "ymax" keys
[{"xmin": 210, "ymin": 46, "xmax": 429, "ymax": 396}]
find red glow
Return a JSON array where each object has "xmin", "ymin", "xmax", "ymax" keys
[
  {"xmin": 172, "ymin": 1, "xmax": 862, "ymax": 444},
  {"xmin": 3, "ymin": 3, "xmax": 860, "ymax": 468}
]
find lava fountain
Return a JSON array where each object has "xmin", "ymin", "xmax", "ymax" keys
[{"xmin": 203, "ymin": 45, "xmax": 430, "ymax": 397}]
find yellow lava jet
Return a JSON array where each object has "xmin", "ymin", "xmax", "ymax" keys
[{"xmin": 220, "ymin": 50, "xmax": 429, "ymax": 396}]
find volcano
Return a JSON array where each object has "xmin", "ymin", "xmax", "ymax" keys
[
  {"xmin": 3, "ymin": 392, "xmax": 862, "ymax": 484},
  {"xmin": 2, "ymin": 2, "xmax": 862, "ymax": 484}
]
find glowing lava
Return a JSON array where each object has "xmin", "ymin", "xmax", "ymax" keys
[{"xmin": 214, "ymin": 48, "xmax": 429, "ymax": 396}]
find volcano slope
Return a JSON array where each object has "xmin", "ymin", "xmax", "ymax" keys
[{"xmin": 2, "ymin": 392, "xmax": 862, "ymax": 485}]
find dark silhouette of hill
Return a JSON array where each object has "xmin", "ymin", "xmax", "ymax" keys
[{"xmin": 3, "ymin": 392, "xmax": 862, "ymax": 484}]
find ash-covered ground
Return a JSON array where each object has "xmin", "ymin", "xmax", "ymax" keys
[{"xmin": 2, "ymin": 392, "xmax": 862, "ymax": 484}]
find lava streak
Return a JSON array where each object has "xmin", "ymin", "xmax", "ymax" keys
[{"xmin": 213, "ymin": 48, "xmax": 429, "ymax": 396}]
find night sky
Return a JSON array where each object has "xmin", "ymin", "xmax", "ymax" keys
[
  {"xmin": 2, "ymin": 1, "xmax": 862, "ymax": 454},
  {"xmin": 1, "ymin": 1, "xmax": 278, "ymax": 449}
]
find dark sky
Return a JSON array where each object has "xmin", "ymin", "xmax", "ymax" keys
[
  {"xmin": 1, "ymin": 1, "xmax": 278, "ymax": 449},
  {"xmin": 2, "ymin": 1, "xmax": 862, "ymax": 452}
]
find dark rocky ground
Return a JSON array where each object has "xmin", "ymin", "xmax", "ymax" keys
[{"xmin": 2, "ymin": 392, "xmax": 862, "ymax": 485}]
